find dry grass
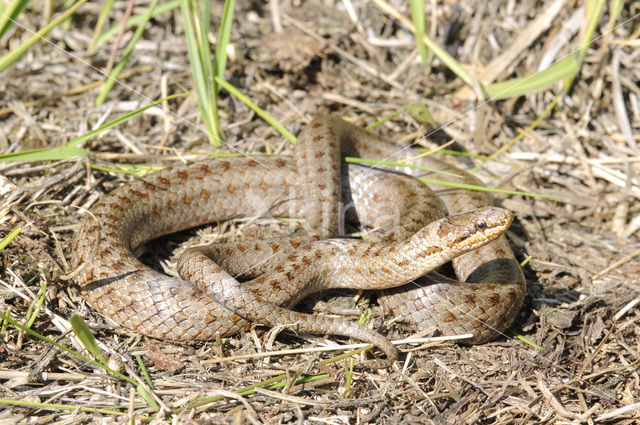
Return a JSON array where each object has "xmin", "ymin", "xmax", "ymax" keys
[{"xmin": 1, "ymin": 1, "xmax": 640, "ymax": 423}]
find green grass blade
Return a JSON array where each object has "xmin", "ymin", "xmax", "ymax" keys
[
  {"xmin": 608, "ymin": 0, "xmax": 625, "ymax": 30},
  {"xmin": 427, "ymin": 149, "xmax": 516, "ymax": 167},
  {"xmin": 73, "ymin": 317, "xmax": 159, "ymax": 412},
  {"xmin": 610, "ymin": 38, "xmax": 640, "ymax": 47},
  {"xmin": 417, "ymin": 25, "xmax": 472, "ymax": 87},
  {"xmin": 214, "ymin": 0, "xmax": 235, "ymax": 86},
  {"xmin": 0, "ymin": 308, "xmax": 10, "ymax": 333},
  {"xmin": 67, "ymin": 92, "xmax": 186, "ymax": 148},
  {"xmin": 0, "ymin": 0, "xmax": 88, "ymax": 73},
  {"xmin": 419, "ymin": 176, "xmax": 563, "ymax": 200},
  {"xmin": 483, "ymin": 54, "xmax": 581, "ymax": 100},
  {"xmin": 70, "ymin": 315, "xmax": 108, "ymax": 365},
  {"xmin": 344, "ymin": 357, "xmax": 354, "ymax": 397},
  {"xmin": 0, "ymin": 0, "xmax": 31, "ymax": 41},
  {"xmin": 179, "ymin": 1, "xmax": 207, "ymax": 127},
  {"xmin": 364, "ymin": 109, "xmax": 404, "ymax": 130},
  {"xmin": 91, "ymin": 163, "xmax": 163, "ymax": 176},
  {"xmin": 5, "ymin": 312, "xmax": 159, "ymax": 412},
  {"xmin": 136, "ymin": 384, "xmax": 159, "ymax": 412},
  {"xmin": 513, "ymin": 333, "xmax": 542, "ymax": 350},
  {"xmin": 0, "ymin": 312, "xmax": 136, "ymax": 386},
  {"xmin": 189, "ymin": 150, "xmax": 277, "ymax": 158},
  {"xmin": 365, "ymin": 103, "xmax": 435, "ymax": 130},
  {"xmin": 193, "ymin": 0, "xmax": 220, "ymax": 141},
  {"xmin": 357, "ymin": 308, "xmax": 372, "ymax": 326},
  {"xmin": 344, "ymin": 156, "xmax": 462, "ymax": 178},
  {"xmin": 196, "ymin": 1, "xmax": 214, "ymax": 88},
  {"xmin": 95, "ymin": 0, "xmax": 160, "ymax": 105},
  {"xmin": 0, "ymin": 146, "xmax": 88, "ymax": 162},
  {"xmin": 94, "ymin": 1, "xmax": 179, "ymax": 49},
  {"xmin": 563, "ymin": 0, "xmax": 605, "ymax": 92},
  {"xmin": 135, "ymin": 354, "xmax": 154, "ymax": 389},
  {"xmin": 371, "ymin": 0, "xmax": 474, "ymax": 87},
  {"xmin": 0, "ymin": 227, "xmax": 20, "ymax": 251},
  {"xmin": 215, "ymin": 77, "xmax": 296, "ymax": 143},
  {"xmin": 179, "ymin": 0, "xmax": 222, "ymax": 145},
  {"xmin": 183, "ymin": 373, "xmax": 331, "ymax": 410},
  {"xmin": 0, "ymin": 398, "xmax": 128, "ymax": 416},
  {"xmin": 89, "ymin": 0, "xmax": 117, "ymax": 52},
  {"xmin": 482, "ymin": 0, "xmax": 604, "ymax": 100},
  {"xmin": 182, "ymin": 340, "xmax": 387, "ymax": 411},
  {"xmin": 182, "ymin": 344, "xmax": 380, "ymax": 411},
  {"xmin": 478, "ymin": 2, "xmax": 604, "ymax": 165},
  {"xmin": 404, "ymin": 103, "xmax": 436, "ymax": 126},
  {"xmin": 409, "ymin": 0, "xmax": 428, "ymax": 63},
  {"xmin": 25, "ymin": 281, "xmax": 46, "ymax": 328}
]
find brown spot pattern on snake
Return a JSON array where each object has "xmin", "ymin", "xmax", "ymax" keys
[
  {"xmin": 199, "ymin": 164, "xmax": 212, "ymax": 175},
  {"xmin": 289, "ymin": 239, "xmax": 301, "ymax": 249},
  {"xmin": 487, "ymin": 293, "xmax": 502, "ymax": 306}
]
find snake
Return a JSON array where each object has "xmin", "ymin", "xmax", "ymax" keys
[{"xmin": 70, "ymin": 116, "xmax": 525, "ymax": 368}]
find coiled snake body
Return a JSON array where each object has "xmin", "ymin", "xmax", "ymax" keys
[{"xmin": 71, "ymin": 116, "xmax": 525, "ymax": 368}]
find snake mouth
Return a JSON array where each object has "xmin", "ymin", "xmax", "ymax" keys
[{"xmin": 463, "ymin": 223, "xmax": 509, "ymax": 250}]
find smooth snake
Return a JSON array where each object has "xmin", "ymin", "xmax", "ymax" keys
[{"xmin": 70, "ymin": 116, "xmax": 525, "ymax": 368}]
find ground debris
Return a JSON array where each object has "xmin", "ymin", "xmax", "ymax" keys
[{"xmin": 1, "ymin": 0, "xmax": 638, "ymax": 423}]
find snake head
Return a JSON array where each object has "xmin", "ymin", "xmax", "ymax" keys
[
  {"xmin": 436, "ymin": 207, "xmax": 513, "ymax": 253},
  {"xmin": 394, "ymin": 207, "xmax": 514, "ymax": 281}
]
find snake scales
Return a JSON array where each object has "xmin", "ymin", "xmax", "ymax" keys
[{"xmin": 70, "ymin": 116, "xmax": 525, "ymax": 368}]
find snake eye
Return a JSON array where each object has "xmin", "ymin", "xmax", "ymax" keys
[{"xmin": 476, "ymin": 221, "xmax": 486, "ymax": 230}]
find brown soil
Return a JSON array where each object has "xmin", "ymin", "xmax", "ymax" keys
[{"xmin": 1, "ymin": 1, "xmax": 639, "ymax": 424}]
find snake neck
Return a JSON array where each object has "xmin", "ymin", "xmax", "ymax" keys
[{"xmin": 324, "ymin": 207, "xmax": 513, "ymax": 290}]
